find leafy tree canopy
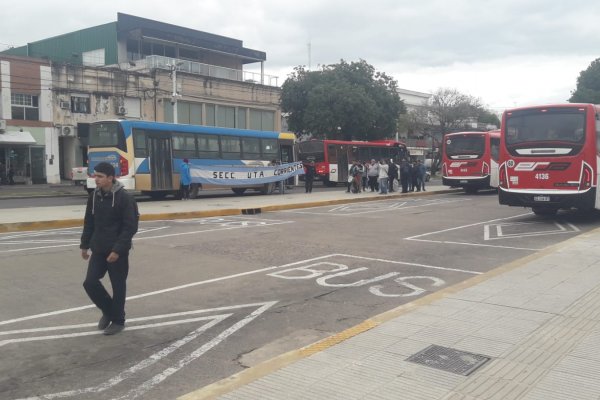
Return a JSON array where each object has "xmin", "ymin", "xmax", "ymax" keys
[
  {"xmin": 569, "ymin": 58, "xmax": 600, "ymax": 103},
  {"xmin": 477, "ymin": 109, "xmax": 501, "ymax": 127},
  {"xmin": 281, "ymin": 60, "xmax": 406, "ymax": 140}
]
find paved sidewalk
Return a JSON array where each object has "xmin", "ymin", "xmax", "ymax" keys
[
  {"xmin": 0, "ymin": 184, "xmax": 452, "ymax": 231},
  {"xmin": 180, "ymin": 228, "xmax": 600, "ymax": 400}
]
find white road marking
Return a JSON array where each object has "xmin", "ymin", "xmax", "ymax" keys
[
  {"xmin": 281, "ymin": 198, "xmax": 469, "ymax": 216},
  {"xmin": 370, "ymin": 276, "xmax": 446, "ymax": 297},
  {"xmin": 483, "ymin": 221, "xmax": 580, "ymax": 240},
  {"xmin": 1, "ymin": 314, "xmax": 229, "ymax": 347},
  {"xmin": 404, "ymin": 212, "xmax": 549, "ymax": 250},
  {"xmin": 14, "ymin": 302, "xmax": 277, "ymax": 400},
  {"xmin": 0, "ymin": 255, "xmax": 335, "ymax": 326},
  {"xmin": 0, "ymin": 304, "xmax": 261, "ymax": 336},
  {"xmin": 0, "ymin": 219, "xmax": 293, "ymax": 254},
  {"xmin": 409, "ymin": 238, "xmax": 542, "ymax": 251}
]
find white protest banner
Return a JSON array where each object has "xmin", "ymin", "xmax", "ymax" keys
[{"xmin": 189, "ymin": 162, "xmax": 305, "ymax": 186}]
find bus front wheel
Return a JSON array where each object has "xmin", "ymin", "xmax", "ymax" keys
[
  {"xmin": 532, "ymin": 207, "xmax": 558, "ymax": 216},
  {"xmin": 324, "ymin": 179, "xmax": 337, "ymax": 187}
]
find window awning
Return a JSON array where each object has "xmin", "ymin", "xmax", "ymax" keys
[{"xmin": 0, "ymin": 131, "xmax": 36, "ymax": 145}]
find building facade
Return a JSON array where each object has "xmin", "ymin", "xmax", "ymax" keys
[
  {"xmin": 0, "ymin": 55, "xmax": 56, "ymax": 183},
  {"xmin": 1, "ymin": 13, "xmax": 282, "ymax": 183}
]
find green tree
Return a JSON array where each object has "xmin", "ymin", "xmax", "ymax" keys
[
  {"xmin": 281, "ymin": 60, "xmax": 405, "ymax": 140},
  {"xmin": 477, "ymin": 109, "xmax": 501, "ymax": 127},
  {"xmin": 569, "ymin": 58, "xmax": 600, "ymax": 103}
]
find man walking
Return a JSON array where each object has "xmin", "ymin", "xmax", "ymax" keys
[
  {"xmin": 304, "ymin": 160, "xmax": 316, "ymax": 193},
  {"xmin": 81, "ymin": 162, "xmax": 139, "ymax": 335}
]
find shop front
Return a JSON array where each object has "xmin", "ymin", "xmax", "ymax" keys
[{"xmin": 0, "ymin": 131, "xmax": 42, "ymax": 184}]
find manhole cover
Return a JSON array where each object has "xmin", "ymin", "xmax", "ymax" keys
[{"xmin": 406, "ymin": 345, "xmax": 491, "ymax": 376}]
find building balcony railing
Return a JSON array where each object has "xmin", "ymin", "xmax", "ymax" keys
[{"xmin": 144, "ymin": 55, "xmax": 279, "ymax": 87}]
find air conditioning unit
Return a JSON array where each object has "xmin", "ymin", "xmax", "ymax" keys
[
  {"xmin": 59, "ymin": 100, "xmax": 71, "ymax": 110},
  {"xmin": 0, "ymin": 120, "xmax": 6, "ymax": 132},
  {"xmin": 116, "ymin": 106, "xmax": 127, "ymax": 116},
  {"xmin": 61, "ymin": 125, "xmax": 75, "ymax": 137}
]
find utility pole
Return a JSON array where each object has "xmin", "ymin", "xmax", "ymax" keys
[{"xmin": 169, "ymin": 61, "xmax": 183, "ymax": 123}]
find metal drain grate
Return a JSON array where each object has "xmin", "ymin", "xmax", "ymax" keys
[{"xmin": 406, "ymin": 345, "xmax": 491, "ymax": 376}]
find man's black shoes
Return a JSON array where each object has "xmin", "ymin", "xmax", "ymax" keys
[
  {"xmin": 98, "ymin": 315, "xmax": 111, "ymax": 330},
  {"xmin": 103, "ymin": 322, "xmax": 125, "ymax": 335}
]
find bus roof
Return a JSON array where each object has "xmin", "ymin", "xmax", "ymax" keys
[
  {"xmin": 94, "ymin": 120, "xmax": 292, "ymax": 140},
  {"xmin": 305, "ymin": 139, "xmax": 406, "ymax": 147},
  {"xmin": 503, "ymin": 103, "xmax": 600, "ymax": 114}
]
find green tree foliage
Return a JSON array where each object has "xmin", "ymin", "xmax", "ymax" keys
[
  {"xmin": 477, "ymin": 109, "xmax": 501, "ymax": 127},
  {"xmin": 281, "ymin": 60, "xmax": 406, "ymax": 140},
  {"xmin": 569, "ymin": 58, "xmax": 600, "ymax": 103}
]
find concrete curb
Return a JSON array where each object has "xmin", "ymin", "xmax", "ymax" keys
[{"xmin": 178, "ymin": 222, "xmax": 599, "ymax": 400}]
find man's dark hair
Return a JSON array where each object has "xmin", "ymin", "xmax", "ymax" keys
[{"xmin": 94, "ymin": 162, "xmax": 115, "ymax": 177}]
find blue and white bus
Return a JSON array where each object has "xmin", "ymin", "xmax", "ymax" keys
[{"xmin": 86, "ymin": 120, "xmax": 296, "ymax": 199}]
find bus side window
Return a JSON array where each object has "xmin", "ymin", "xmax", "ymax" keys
[
  {"xmin": 261, "ymin": 138, "xmax": 278, "ymax": 161},
  {"xmin": 220, "ymin": 136, "xmax": 241, "ymax": 160},
  {"xmin": 197, "ymin": 134, "xmax": 219, "ymax": 159},
  {"xmin": 490, "ymin": 138, "xmax": 500, "ymax": 161},
  {"xmin": 133, "ymin": 129, "xmax": 147, "ymax": 157},
  {"xmin": 328, "ymin": 145, "xmax": 337, "ymax": 163}
]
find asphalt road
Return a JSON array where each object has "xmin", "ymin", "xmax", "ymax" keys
[{"xmin": 1, "ymin": 191, "xmax": 598, "ymax": 399}]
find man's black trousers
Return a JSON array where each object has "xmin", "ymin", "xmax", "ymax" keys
[{"xmin": 83, "ymin": 252, "xmax": 129, "ymax": 325}]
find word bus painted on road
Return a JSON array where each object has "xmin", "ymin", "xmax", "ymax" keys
[
  {"xmin": 296, "ymin": 139, "xmax": 409, "ymax": 186},
  {"xmin": 441, "ymin": 130, "xmax": 500, "ymax": 194},
  {"xmin": 86, "ymin": 120, "xmax": 296, "ymax": 199},
  {"xmin": 498, "ymin": 103, "xmax": 600, "ymax": 216}
]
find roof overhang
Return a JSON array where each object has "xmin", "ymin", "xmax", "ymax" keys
[{"xmin": 0, "ymin": 131, "xmax": 36, "ymax": 144}]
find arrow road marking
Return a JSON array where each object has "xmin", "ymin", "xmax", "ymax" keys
[{"xmin": 11, "ymin": 301, "xmax": 277, "ymax": 400}]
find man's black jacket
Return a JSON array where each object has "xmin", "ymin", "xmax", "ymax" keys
[{"xmin": 80, "ymin": 181, "xmax": 139, "ymax": 255}]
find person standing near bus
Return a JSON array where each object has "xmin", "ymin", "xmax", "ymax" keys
[
  {"xmin": 81, "ymin": 162, "xmax": 139, "ymax": 336},
  {"xmin": 416, "ymin": 159, "xmax": 427, "ymax": 191},
  {"xmin": 378, "ymin": 158, "xmax": 389, "ymax": 194},
  {"xmin": 367, "ymin": 159, "xmax": 379, "ymax": 192},
  {"xmin": 180, "ymin": 158, "xmax": 192, "ymax": 200},
  {"xmin": 304, "ymin": 160, "xmax": 316, "ymax": 193}
]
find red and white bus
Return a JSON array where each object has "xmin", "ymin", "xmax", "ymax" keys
[
  {"xmin": 441, "ymin": 130, "xmax": 500, "ymax": 193},
  {"xmin": 498, "ymin": 103, "xmax": 600, "ymax": 215},
  {"xmin": 296, "ymin": 139, "xmax": 409, "ymax": 186}
]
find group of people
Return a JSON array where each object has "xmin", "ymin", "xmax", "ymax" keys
[{"xmin": 347, "ymin": 158, "xmax": 427, "ymax": 195}]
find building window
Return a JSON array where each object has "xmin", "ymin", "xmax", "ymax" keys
[
  {"xmin": 237, "ymin": 108, "xmax": 247, "ymax": 129},
  {"xmin": 217, "ymin": 106, "xmax": 235, "ymax": 128},
  {"xmin": 71, "ymin": 96, "xmax": 90, "ymax": 114},
  {"xmin": 249, "ymin": 109, "xmax": 275, "ymax": 131},
  {"xmin": 11, "ymin": 93, "xmax": 39, "ymax": 121},
  {"xmin": 82, "ymin": 49, "xmax": 105, "ymax": 66}
]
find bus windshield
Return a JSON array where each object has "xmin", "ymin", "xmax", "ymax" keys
[
  {"xmin": 89, "ymin": 122, "xmax": 124, "ymax": 148},
  {"xmin": 445, "ymin": 135, "xmax": 485, "ymax": 158},
  {"xmin": 297, "ymin": 141, "xmax": 325, "ymax": 162},
  {"xmin": 505, "ymin": 109, "xmax": 586, "ymax": 146}
]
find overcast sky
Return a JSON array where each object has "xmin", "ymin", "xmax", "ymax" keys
[{"xmin": 2, "ymin": 0, "xmax": 599, "ymax": 113}]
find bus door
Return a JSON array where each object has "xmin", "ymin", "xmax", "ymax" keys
[
  {"xmin": 337, "ymin": 145, "xmax": 350, "ymax": 183},
  {"xmin": 489, "ymin": 137, "xmax": 500, "ymax": 188},
  {"xmin": 279, "ymin": 142, "xmax": 295, "ymax": 185},
  {"xmin": 147, "ymin": 134, "xmax": 173, "ymax": 190}
]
